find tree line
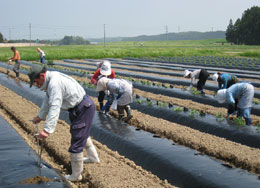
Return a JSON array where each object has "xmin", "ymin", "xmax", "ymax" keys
[
  {"xmin": 226, "ymin": 6, "xmax": 260, "ymax": 45},
  {"xmin": 0, "ymin": 35, "xmax": 90, "ymax": 45}
]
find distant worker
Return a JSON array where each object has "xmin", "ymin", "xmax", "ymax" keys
[
  {"xmin": 37, "ymin": 48, "xmax": 46, "ymax": 64},
  {"xmin": 184, "ymin": 69, "xmax": 209, "ymax": 94},
  {"xmin": 212, "ymin": 72, "xmax": 239, "ymax": 89},
  {"xmin": 28, "ymin": 64, "xmax": 100, "ymax": 182},
  {"xmin": 216, "ymin": 82, "xmax": 254, "ymax": 126},
  {"xmin": 91, "ymin": 60, "xmax": 116, "ymax": 110},
  {"xmin": 96, "ymin": 77, "xmax": 133, "ymax": 122},
  {"xmin": 8, "ymin": 46, "xmax": 20, "ymax": 78}
]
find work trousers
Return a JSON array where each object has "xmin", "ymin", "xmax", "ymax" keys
[
  {"xmin": 197, "ymin": 69, "xmax": 209, "ymax": 91},
  {"xmin": 68, "ymin": 95, "xmax": 95, "ymax": 153}
]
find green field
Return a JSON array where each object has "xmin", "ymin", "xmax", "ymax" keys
[{"xmin": 1, "ymin": 39, "xmax": 260, "ymax": 62}]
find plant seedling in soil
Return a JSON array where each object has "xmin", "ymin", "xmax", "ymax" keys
[
  {"xmin": 233, "ymin": 117, "xmax": 245, "ymax": 127},
  {"xmin": 173, "ymin": 107, "xmax": 184, "ymax": 112},
  {"xmin": 156, "ymin": 83, "xmax": 162, "ymax": 87},
  {"xmin": 190, "ymin": 109, "xmax": 199, "ymax": 118},
  {"xmin": 148, "ymin": 101, "xmax": 153, "ymax": 106},
  {"xmin": 216, "ymin": 112, "xmax": 225, "ymax": 121},
  {"xmin": 137, "ymin": 99, "xmax": 143, "ymax": 104},
  {"xmin": 253, "ymin": 99, "xmax": 260, "ymax": 105}
]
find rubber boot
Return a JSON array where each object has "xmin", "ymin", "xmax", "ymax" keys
[
  {"xmin": 83, "ymin": 137, "xmax": 100, "ymax": 164},
  {"xmin": 124, "ymin": 105, "xmax": 133, "ymax": 122},
  {"xmin": 65, "ymin": 152, "xmax": 83, "ymax": 182},
  {"xmin": 118, "ymin": 114, "xmax": 124, "ymax": 120}
]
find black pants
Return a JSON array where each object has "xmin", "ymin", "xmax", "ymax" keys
[
  {"xmin": 197, "ymin": 69, "xmax": 209, "ymax": 91},
  {"xmin": 98, "ymin": 91, "xmax": 105, "ymax": 103}
]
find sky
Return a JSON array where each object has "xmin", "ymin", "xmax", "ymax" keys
[{"xmin": 0, "ymin": 0, "xmax": 259, "ymax": 40}]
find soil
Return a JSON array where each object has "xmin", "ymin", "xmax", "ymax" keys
[{"xmin": 20, "ymin": 176, "xmax": 51, "ymax": 184}]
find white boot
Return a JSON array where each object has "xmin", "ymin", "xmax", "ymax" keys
[
  {"xmin": 65, "ymin": 152, "xmax": 83, "ymax": 182},
  {"xmin": 83, "ymin": 137, "xmax": 100, "ymax": 164}
]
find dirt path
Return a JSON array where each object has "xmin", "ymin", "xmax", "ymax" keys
[{"xmin": 2, "ymin": 69, "xmax": 260, "ymax": 177}]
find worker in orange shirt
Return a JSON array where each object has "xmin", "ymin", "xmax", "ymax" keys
[{"xmin": 8, "ymin": 46, "xmax": 21, "ymax": 78}]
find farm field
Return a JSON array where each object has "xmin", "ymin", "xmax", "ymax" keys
[
  {"xmin": 1, "ymin": 39, "xmax": 260, "ymax": 62},
  {"xmin": 1, "ymin": 52, "xmax": 260, "ymax": 187}
]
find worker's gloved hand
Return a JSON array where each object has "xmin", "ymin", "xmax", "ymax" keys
[
  {"xmin": 227, "ymin": 103, "xmax": 235, "ymax": 115},
  {"xmin": 105, "ymin": 90, "xmax": 110, "ymax": 96},
  {"xmin": 33, "ymin": 116, "xmax": 41, "ymax": 124},
  {"xmin": 39, "ymin": 130, "xmax": 49, "ymax": 139},
  {"xmin": 8, "ymin": 59, "xmax": 11, "ymax": 62}
]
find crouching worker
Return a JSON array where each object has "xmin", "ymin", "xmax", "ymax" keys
[
  {"xmin": 212, "ymin": 72, "xmax": 239, "ymax": 89},
  {"xmin": 184, "ymin": 69, "xmax": 209, "ymax": 94},
  {"xmin": 28, "ymin": 64, "xmax": 100, "ymax": 182},
  {"xmin": 96, "ymin": 77, "xmax": 133, "ymax": 122},
  {"xmin": 216, "ymin": 82, "xmax": 254, "ymax": 126},
  {"xmin": 91, "ymin": 60, "xmax": 116, "ymax": 110}
]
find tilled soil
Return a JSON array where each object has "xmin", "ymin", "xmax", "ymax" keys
[{"xmin": 1, "ymin": 68, "xmax": 260, "ymax": 178}]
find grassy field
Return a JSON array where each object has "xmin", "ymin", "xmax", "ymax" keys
[{"xmin": 0, "ymin": 39, "xmax": 260, "ymax": 62}]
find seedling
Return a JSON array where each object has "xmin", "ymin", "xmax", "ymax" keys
[
  {"xmin": 137, "ymin": 99, "xmax": 143, "ymax": 104},
  {"xmin": 253, "ymin": 99, "xmax": 260, "ymax": 105},
  {"xmin": 233, "ymin": 117, "xmax": 245, "ymax": 127},
  {"xmin": 216, "ymin": 112, "xmax": 225, "ymax": 121},
  {"xmin": 156, "ymin": 83, "xmax": 162, "ymax": 87},
  {"xmin": 190, "ymin": 109, "xmax": 199, "ymax": 118},
  {"xmin": 173, "ymin": 107, "xmax": 184, "ymax": 112},
  {"xmin": 147, "ymin": 101, "xmax": 153, "ymax": 106},
  {"xmin": 256, "ymin": 121, "xmax": 260, "ymax": 129}
]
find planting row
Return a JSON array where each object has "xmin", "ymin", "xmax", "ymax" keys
[{"xmin": 123, "ymin": 56, "xmax": 260, "ymax": 71}]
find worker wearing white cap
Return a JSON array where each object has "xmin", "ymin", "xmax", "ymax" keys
[
  {"xmin": 91, "ymin": 60, "xmax": 116, "ymax": 110},
  {"xmin": 216, "ymin": 82, "xmax": 254, "ymax": 125},
  {"xmin": 184, "ymin": 69, "xmax": 209, "ymax": 94},
  {"xmin": 212, "ymin": 72, "xmax": 238, "ymax": 89}
]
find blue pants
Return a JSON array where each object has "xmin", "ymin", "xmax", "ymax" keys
[
  {"xmin": 40, "ymin": 56, "xmax": 45, "ymax": 64},
  {"xmin": 237, "ymin": 107, "xmax": 252, "ymax": 125},
  {"xmin": 68, "ymin": 95, "xmax": 95, "ymax": 153}
]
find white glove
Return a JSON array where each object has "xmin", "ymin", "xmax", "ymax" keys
[
  {"xmin": 105, "ymin": 90, "xmax": 110, "ymax": 95},
  {"xmin": 8, "ymin": 59, "xmax": 12, "ymax": 62}
]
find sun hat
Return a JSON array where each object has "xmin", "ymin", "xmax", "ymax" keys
[
  {"xmin": 96, "ymin": 77, "xmax": 110, "ymax": 92},
  {"xmin": 212, "ymin": 73, "xmax": 219, "ymax": 82},
  {"xmin": 100, "ymin": 61, "xmax": 112, "ymax": 76},
  {"xmin": 184, "ymin": 70, "xmax": 191, "ymax": 77},
  {"xmin": 27, "ymin": 64, "xmax": 45, "ymax": 87},
  {"xmin": 216, "ymin": 89, "xmax": 227, "ymax": 103}
]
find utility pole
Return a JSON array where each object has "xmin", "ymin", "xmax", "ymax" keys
[
  {"xmin": 29, "ymin": 23, "xmax": 32, "ymax": 46},
  {"xmin": 165, "ymin": 25, "xmax": 168, "ymax": 45},
  {"xmin": 103, "ymin": 24, "xmax": 106, "ymax": 47}
]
